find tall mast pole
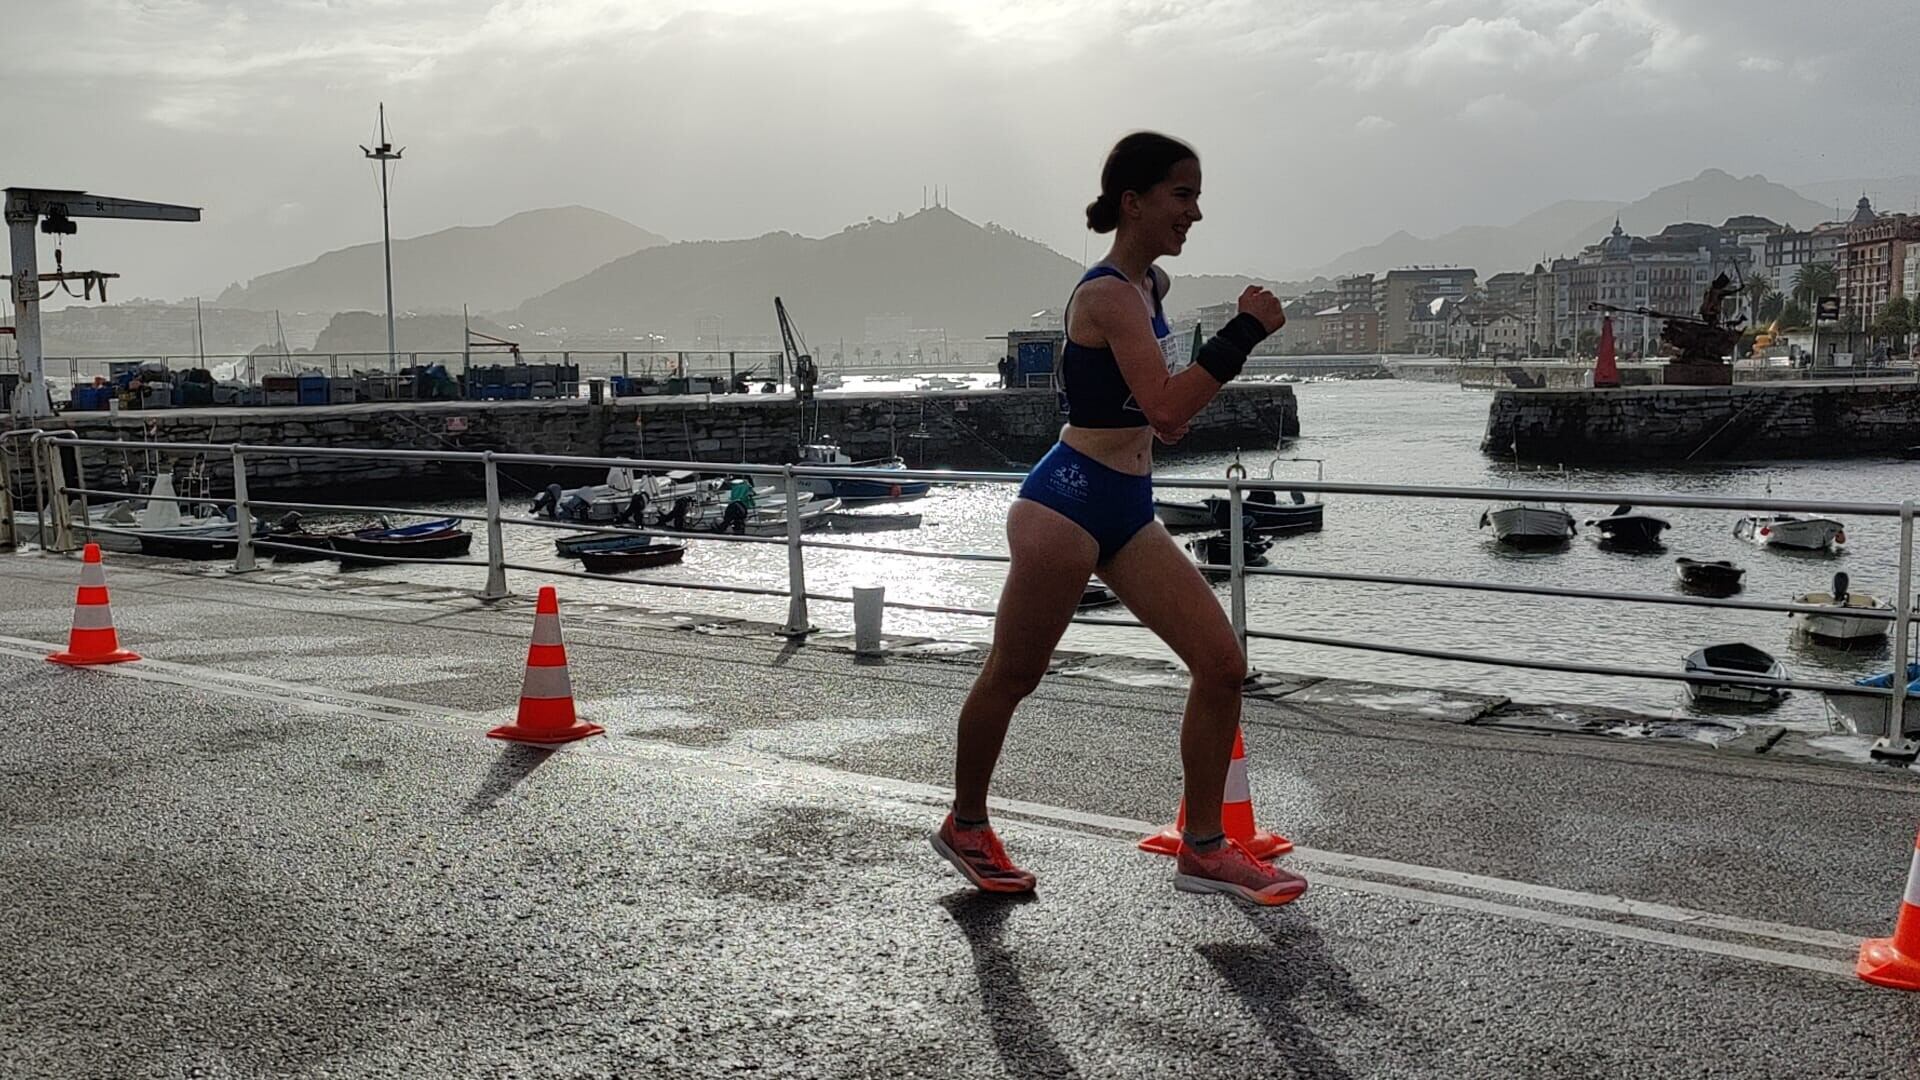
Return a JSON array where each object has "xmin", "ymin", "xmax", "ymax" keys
[{"xmin": 361, "ymin": 103, "xmax": 404, "ymax": 376}]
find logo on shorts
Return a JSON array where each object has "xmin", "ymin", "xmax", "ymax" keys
[{"xmin": 1049, "ymin": 461, "xmax": 1090, "ymax": 501}]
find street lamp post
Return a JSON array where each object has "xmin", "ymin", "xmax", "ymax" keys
[{"xmin": 360, "ymin": 103, "xmax": 404, "ymax": 377}]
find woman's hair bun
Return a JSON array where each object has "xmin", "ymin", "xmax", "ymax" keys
[{"xmin": 1085, "ymin": 194, "xmax": 1120, "ymax": 234}]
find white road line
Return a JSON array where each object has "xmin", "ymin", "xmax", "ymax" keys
[{"xmin": 0, "ymin": 635, "xmax": 1863, "ymax": 977}]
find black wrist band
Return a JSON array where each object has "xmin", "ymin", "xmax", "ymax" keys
[{"xmin": 1195, "ymin": 313, "xmax": 1270, "ymax": 384}]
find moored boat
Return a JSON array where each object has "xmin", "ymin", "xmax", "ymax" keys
[
  {"xmin": 579, "ymin": 542, "xmax": 687, "ymax": 574},
  {"xmin": 332, "ymin": 527, "xmax": 473, "ymax": 568},
  {"xmin": 1789, "ymin": 572, "xmax": 1892, "ymax": 642},
  {"xmin": 1077, "ymin": 583, "xmax": 1122, "ymax": 610},
  {"xmin": 1674, "ymin": 557, "xmax": 1745, "ymax": 595},
  {"xmin": 1735, "ymin": 514, "xmax": 1845, "ymax": 551},
  {"xmin": 1480, "ymin": 504, "xmax": 1576, "ymax": 548},
  {"xmin": 1683, "ymin": 642, "xmax": 1789, "ymax": 706},
  {"xmin": 1153, "ymin": 499, "xmax": 1217, "ymax": 532},
  {"xmin": 1586, "ymin": 504, "xmax": 1670, "ymax": 549},
  {"xmin": 1824, "ymin": 663, "xmax": 1920, "ymax": 737},
  {"xmin": 795, "ymin": 440, "xmax": 931, "ymax": 503}
]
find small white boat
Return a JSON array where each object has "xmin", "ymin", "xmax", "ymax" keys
[
  {"xmin": 1735, "ymin": 514, "xmax": 1845, "ymax": 551},
  {"xmin": 795, "ymin": 440, "xmax": 931, "ymax": 502},
  {"xmin": 1790, "ymin": 572, "xmax": 1892, "ymax": 642},
  {"xmin": 1683, "ymin": 643, "xmax": 1789, "ymax": 706},
  {"xmin": 1824, "ymin": 663, "xmax": 1920, "ymax": 737},
  {"xmin": 27, "ymin": 473, "xmax": 236, "ymax": 554},
  {"xmin": 1479, "ymin": 504, "xmax": 1576, "ymax": 548},
  {"xmin": 532, "ymin": 468, "xmax": 705, "ymax": 524}
]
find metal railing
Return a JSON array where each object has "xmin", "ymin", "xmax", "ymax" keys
[{"xmin": 11, "ymin": 431, "xmax": 1917, "ymax": 751}]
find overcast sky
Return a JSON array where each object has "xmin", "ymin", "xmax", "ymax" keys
[{"xmin": 8, "ymin": 0, "xmax": 1918, "ymax": 306}]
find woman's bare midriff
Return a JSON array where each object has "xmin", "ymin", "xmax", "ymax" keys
[{"xmin": 1059, "ymin": 424, "xmax": 1153, "ymax": 476}]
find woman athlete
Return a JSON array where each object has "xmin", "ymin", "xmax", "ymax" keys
[{"xmin": 931, "ymin": 132, "xmax": 1307, "ymax": 906}]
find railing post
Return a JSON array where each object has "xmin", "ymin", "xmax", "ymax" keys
[
  {"xmin": 781, "ymin": 465, "xmax": 813, "ymax": 636},
  {"xmin": 1227, "ymin": 469, "xmax": 1251, "ymax": 670},
  {"xmin": 44, "ymin": 441, "xmax": 74, "ymax": 553},
  {"xmin": 1874, "ymin": 499, "xmax": 1918, "ymax": 760},
  {"xmin": 230, "ymin": 447, "xmax": 257, "ymax": 573},
  {"xmin": 480, "ymin": 452, "xmax": 509, "ymax": 601},
  {"xmin": 621, "ymin": 352, "xmax": 630, "ymax": 378}
]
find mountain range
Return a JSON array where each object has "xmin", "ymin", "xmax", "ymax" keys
[
  {"xmin": 508, "ymin": 207, "xmax": 1293, "ymax": 347},
  {"xmin": 216, "ymin": 206, "xmax": 666, "ymax": 315},
  {"xmin": 1303, "ymin": 170, "xmax": 1837, "ymax": 278}
]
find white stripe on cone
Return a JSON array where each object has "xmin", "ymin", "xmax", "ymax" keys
[
  {"xmin": 80, "ymin": 562, "xmax": 106, "ymax": 588},
  {"xmin": 531, "ymin": 614, "xmax": 563, "ymax": 646},
  {"xmin": 1224, "ymin": 756, "xmax": 1251, "ymax": 804},
  {"xmin": 71, "ymin": 604, "xmax": 116, "ymax": 630},
  {"xmin": 1904, "ymin": 850, "xmax": 1920, "ymax": 908},
  {"xmin": 520, "ymin": 663, "xmax": 574, "ymax": 701}
]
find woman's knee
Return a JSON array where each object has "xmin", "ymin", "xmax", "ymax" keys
[
  {"xmin": 982, "ymin": 649, "xmax": 1049, "ymax": 700},
  {"xmin": 1190, "ymin": 645, "xmax": 1247, "ymax": 693}
]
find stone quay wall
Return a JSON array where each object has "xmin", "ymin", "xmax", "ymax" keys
[
  {"xmin": 1482, "ymin": 379, "xmax": 1920, "ymax": 462},
  {"xmin": 12, "ymin": 385, "xmax": 1297, "ymax": 496}
]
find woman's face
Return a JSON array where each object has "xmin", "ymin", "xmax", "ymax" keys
[{"xmin": 1124, "ymin": 157, "xmax": 1202, "ymax": 257}]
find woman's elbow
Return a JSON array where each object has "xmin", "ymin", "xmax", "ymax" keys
[{"xmin": 1142, "ymin": 402, "xmax": 1190, "ymax": 432}]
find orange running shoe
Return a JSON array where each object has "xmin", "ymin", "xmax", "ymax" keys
[
  {"xmin": 932, "ymin": 814, "xmax": 1037, "ymax": 894},
  {"xmin": 1174, "ymin": 837, "xmax": 1308, "ymax": 906}
]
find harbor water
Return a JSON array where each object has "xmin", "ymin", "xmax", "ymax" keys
[{"xmin": 277, "ymin": 380, "xmax": 1920, "ymax": 732}]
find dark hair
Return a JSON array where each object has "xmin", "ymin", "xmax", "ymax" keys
[{"xmin": 1086, "ymin": 131, "xmax": 1197, "ymax": 233}]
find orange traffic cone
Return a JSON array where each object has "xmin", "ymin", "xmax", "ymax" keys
[
  {"xmin": 1858, "ymin": 828, "xmax": 1920, "ymax": 990},
  {"xmin": 48, "ymin": 543, "xmax": 140, "ymax": 666},
  {"xmin": 1140, "ymin": 725, "xmax": 1292, "ymax": 859},
  {"xmin": 487, "ymin": 586, "xmax": 604, "ymax": 745}
]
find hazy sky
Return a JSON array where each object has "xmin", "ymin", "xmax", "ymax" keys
[{"xmin": 8, "ymin": 0, "xmax": 1918, "ymax": 306}]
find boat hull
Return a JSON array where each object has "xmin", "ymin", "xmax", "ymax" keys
[
  {"xmin": 332, "ymin": 529, "xmax": 473, "ymax": 568},
  {"xmin": 1736, "ymin": 516, "xmax": 1844, "ymax": 551},
  {"xmin": 1674, "ymin": 559, "xmax": 1744, "ymax": 595},
  {"xmin": 1485, "ymin": 506, "xmax": 1575, "ymax": 547},
  {"xmin": 1203, "ymin": 497, "xmax": 1325, "ymax": 536},
  {"xmin": 1683, "ymin": 644, "xmax": 1788, "ymax": 706},
  {"xmin": 1154, "ymin": 500, "xmax": 1218, "ymax": 531},
  {"xmin": 579, "ymin": 544, "xmax": 686, "ymax": 573}
]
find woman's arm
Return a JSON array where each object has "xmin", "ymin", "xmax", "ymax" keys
[{"xmin": 1077, "ymin": 280, "xmax": 1283, "ymax": 433}]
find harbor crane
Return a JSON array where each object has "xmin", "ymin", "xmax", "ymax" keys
[{"xmin": 4, "ymin": 187, "xmax": 200, "ymax": 418}]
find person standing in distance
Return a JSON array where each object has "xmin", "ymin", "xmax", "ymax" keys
[{"xmin": 931, "ymin": 132, "xmax": 1303, "ymax": 905}]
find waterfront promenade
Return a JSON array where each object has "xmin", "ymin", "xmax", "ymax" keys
[{"xmin": 5, "ymin": 551, "xmax": 1920, "ymax": 1078}]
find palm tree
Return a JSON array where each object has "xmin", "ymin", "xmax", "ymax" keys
[
  {"xmin": 1793, "ymin": 262, "xmax": 1837, "ymax": 306},
  {"xmin": 1742, "ymin": 276, "xmax": 1775, "ymax": 323}
]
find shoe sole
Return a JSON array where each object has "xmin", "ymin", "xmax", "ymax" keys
[
  {"xmin": 1174, "ymin": 872, "xmax": 1307, "ymax": 907},
  {"xmin": 930, "ymin": 833, "xmax": 1035, "ymax": 894}
]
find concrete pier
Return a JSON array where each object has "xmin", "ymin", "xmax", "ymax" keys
[
  {"xmin": 4, "ymin": 384, "xmax": 1298, "ymax": 493},
  {"xmin": 1483, "ymin": 377, "xmax": 1920, "ymax": 462},
  {"xmin": 1, "ymin": 551, "xmax": 1916, "ymax": 1077}
]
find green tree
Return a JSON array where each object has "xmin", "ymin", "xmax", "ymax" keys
[
  {"xmin": 1758, "ymin": 293, "xmax": 1786, "ymax": 323},
  {"xmin": 1872, "ymin": 296, "xmax": 1915, "ymax": 350},
  {"xmin": 1792, "ymin": 262, "xmax": 1837, "ymax": 306},
  {"xmin": 1779, "ymin": 299, "xmax": 1811, "ymax": 329}
]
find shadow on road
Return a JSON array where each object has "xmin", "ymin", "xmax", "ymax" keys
[
  {"xmin": 1195, "ymin": 908, "xmax": 1371, "ymax": 1080},
  {"xmin": 940, "ymin": 890, "xmax": 1082, "ymax": 1079},
  {"xmin": 464, "ymin": 744, "xmax": 555, "ymax": 813}
]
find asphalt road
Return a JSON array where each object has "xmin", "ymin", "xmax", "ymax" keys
[{"xmin": 4, "ymin": 552, "xmax": 1920, "ymax": 1079}]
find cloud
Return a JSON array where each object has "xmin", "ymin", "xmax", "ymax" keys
[{"xmin": 2, "ymin": 0, "xmax": 1915, "ymax": 296}]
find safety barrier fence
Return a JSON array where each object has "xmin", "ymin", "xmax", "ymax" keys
[{"xmin": 9, "ymin": 432, "xmax": 1915, "ymax": 749}]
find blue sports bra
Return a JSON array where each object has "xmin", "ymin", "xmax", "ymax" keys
[{"xmin": 1059, "ymin": 263, "xmax": 1177, "ymax": 428}]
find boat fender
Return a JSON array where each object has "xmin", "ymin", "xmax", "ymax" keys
[{"xmin": 1835, "ymin": 530, "xmax": 1847, "ymax": 545}]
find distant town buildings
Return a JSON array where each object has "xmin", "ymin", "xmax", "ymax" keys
[
  {"xmin": 1379, "ymin": 268, "xmax": 1477, "ymax": 352},
  {"xmin": 1839, "ymin": 196, "xmax": 1920, "ymax": 325}
]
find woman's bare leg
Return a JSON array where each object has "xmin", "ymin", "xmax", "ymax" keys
[
  {"xmin": 1095, "ymin": 523, "xmax": 1245, "ymax": 839},
  {"xmin": 951, "ymin": 500, "xmax": 1099, "ymax": 819}
]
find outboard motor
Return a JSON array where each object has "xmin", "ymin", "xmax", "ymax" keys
[
  {"xmin": 530, "ymin": 484, "xmax": 563, "ymax": 518},
  {"xmin": 1833, "ymin": 572, "xmax": 1850, "ymax": 604},
  {"xmin": 1611, "ymin": 503, "xmax": 1633, "ymax": 518}
]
